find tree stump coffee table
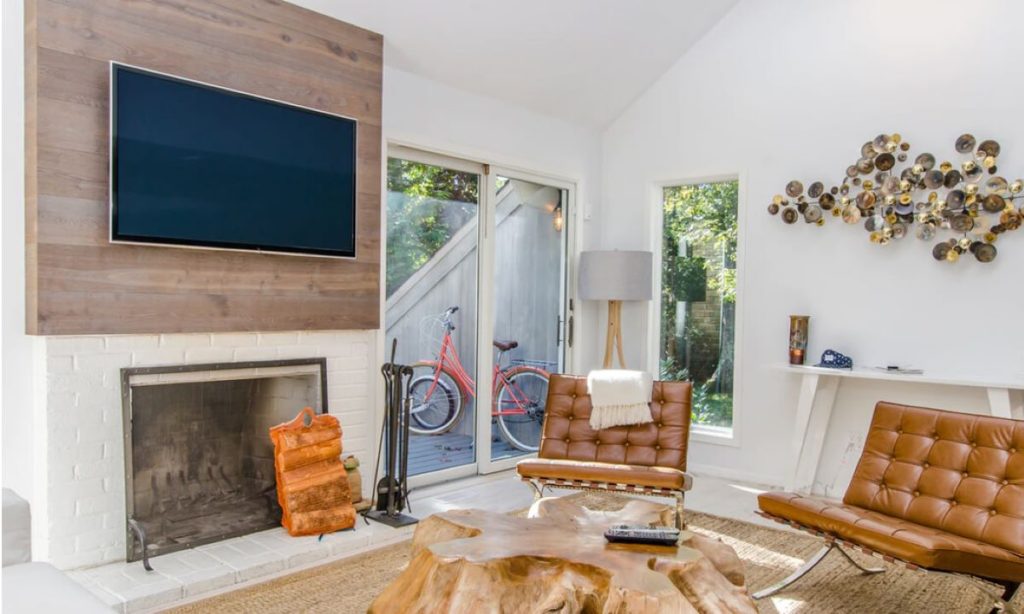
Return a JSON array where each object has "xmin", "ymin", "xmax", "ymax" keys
[{"xmin": 369, "ymin": 497, "xmax": 756, "ymax": 613}]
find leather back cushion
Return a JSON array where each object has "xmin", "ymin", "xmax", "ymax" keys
[
  {"xmin": 844, "ymin": 402, "xmax": 1024, "ymax": 555},
  {"xmin": 538, "ymin": 374, "xmax": 692, "ymax": 471}
]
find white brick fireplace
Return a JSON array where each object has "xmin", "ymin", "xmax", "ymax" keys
[{"xmin": 31, "ymin": 330, "xmax": 377, "ymax": 570}]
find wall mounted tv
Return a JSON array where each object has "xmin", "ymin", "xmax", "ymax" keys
[{"xmin": 110, "ymin": 63, "xmax": 357, "ymax": 258}]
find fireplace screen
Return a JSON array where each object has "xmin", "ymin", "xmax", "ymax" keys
[{"xmin": 121, "ymin": 359, "xmax": 327, "ymax": 562}]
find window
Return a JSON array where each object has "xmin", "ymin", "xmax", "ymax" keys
[
  {"xmin": 659, "ymin": 180, "xmax": 738, "ymax": 431},
  {"xmin": 385, "ymin": 158, "xmax": 479, "ymax": 296}
]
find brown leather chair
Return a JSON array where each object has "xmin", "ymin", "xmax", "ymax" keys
[
  {"xmin": 516, "ymin": 374, "xmax": 693, "ymax": 528},
  {"xmin": 756, "ymin": 401, "xmax": 1024, "ymax": 610}
]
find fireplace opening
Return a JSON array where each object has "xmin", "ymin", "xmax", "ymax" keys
[{"xmin": 121, "ymin": 359, "xmax": 328, "ymax": 561}]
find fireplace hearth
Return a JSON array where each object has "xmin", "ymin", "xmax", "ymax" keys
[{"xmin": 121, "ymin": 359, "xmax": 327, "ymax": 562}]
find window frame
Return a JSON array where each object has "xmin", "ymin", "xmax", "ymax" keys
[{"xmin": 647, "ymin": 173, "xmax": 748, "ymax": 448}]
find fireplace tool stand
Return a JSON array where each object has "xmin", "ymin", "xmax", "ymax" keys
[{"xmin": 365, "ymin": 339, "xmax": 418, "ymax": 528}]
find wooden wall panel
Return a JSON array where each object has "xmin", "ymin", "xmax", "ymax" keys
[{"xmin": 25, "ymin": 0, "xmax": 382, "ymax": 335}]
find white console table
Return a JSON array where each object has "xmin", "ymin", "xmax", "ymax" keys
[{"xmin": 782, "ymin": 364, "xmax": 1024, "ymax": 493}]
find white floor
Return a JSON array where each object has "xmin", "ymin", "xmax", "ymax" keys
[{"xmin": 71, "ymin": 470, "xmax": 783, "ymax": 613}]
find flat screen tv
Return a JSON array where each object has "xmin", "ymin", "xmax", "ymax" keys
[{"xmin": 110, "ymin": 63, "xmax": 357, "ymax": 258}]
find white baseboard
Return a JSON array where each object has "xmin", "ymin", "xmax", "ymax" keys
[{"xmin": 687, "ymin": 462, "xmax": 784, "ymax": 489}]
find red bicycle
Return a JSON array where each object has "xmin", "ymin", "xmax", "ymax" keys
[{"xmin": 408, "ymin": 306, "xmax": 551, "ymax": 452}]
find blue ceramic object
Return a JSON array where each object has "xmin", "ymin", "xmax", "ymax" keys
[{"xmin": 815, "ymin": 349, "xmax": 853, "ymax": 369}]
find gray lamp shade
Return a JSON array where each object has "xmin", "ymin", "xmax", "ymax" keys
[{"xmin": 578, "ymin": 250, "xmax": 653, "ymax": 301}]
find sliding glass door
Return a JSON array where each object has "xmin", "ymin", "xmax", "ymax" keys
[
  {"xmin": 486, "ymin": 174, "xmax": 568, "ymax": 465},
  {"xmin": 385, "ymin": 149, "xmax": 482, "ymax": 480},
  {"xmin": 385, "ymin": 148, "xmax": 573, "ymax": 482}
]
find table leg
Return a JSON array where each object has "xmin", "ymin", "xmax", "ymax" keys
[
  {"xmin": 987, "ymin": 387, "xmax": 1022, "ymax": 420},
  {"xmin": 788, "ymin": 373, "xmax": 840, "ymax": 493}
]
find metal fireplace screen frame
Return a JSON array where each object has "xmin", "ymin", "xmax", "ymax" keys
[{"xmin": 120, "ymin": 358, "xmax": 328, "ymax": 562}]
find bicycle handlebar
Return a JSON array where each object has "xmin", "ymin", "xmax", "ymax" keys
[{"xmin": 441, "ymin": 306, "xmax": 460, "ymax": 331}]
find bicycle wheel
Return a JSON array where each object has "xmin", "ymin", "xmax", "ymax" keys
[
  {"xmin": 407, "ymin": 364, "xmax": 463, "ymax": 435},
  {"xmin": 495, "ymin": 367, "xmax": 549, "ymax": 452}
]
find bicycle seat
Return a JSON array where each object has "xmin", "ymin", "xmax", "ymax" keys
[{"xmin": 493, "ymin": 339, "xmax": 519, "ymax": 351}]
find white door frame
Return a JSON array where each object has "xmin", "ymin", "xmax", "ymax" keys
[
  {"xmin": 478, "ymin": 165, "xmax": 577, "ymax": 475},
  {"xmin": 384, "ymin": 144, "xmax": 579, "ymax": 483}
]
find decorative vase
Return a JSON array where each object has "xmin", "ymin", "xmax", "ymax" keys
[{"xmin": 789, "ymin": 315, "xmax": 810, "ymax": 365}]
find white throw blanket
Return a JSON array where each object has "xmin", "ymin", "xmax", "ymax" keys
[{"xmin": 586, "ymin": 369, "xmax": 654, "ymax": 430}]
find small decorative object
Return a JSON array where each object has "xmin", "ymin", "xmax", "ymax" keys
[
  {"xmin": 788, "ymin": 315, "xmax": 809, "ymax": 365},
  {"xmin": 815, "ymin": 349, "xmax": 853, "ymax": 369},
  {"xmin": 343, "ymin": 455, "xmax": 371, "ymax": 513},
  {"xmin": 768, "ymin": 133, "xmax": 1024, "ymax": 263}
]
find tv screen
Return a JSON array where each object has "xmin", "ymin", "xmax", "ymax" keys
[{"xmin": 111, "ymin": 63, "xmax": 357, "ymax": 258}]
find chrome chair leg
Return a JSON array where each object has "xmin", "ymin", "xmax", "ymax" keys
[
  {"xmin": 752, "ymin": 544, "xmax": 833, "ymax": 599},
  {"xmin": 527, "ymin": 479, "xmax": 545, "ymax": 499},
  {"xmin": 674, "ymin": 492, "xmax": 685, "ymax": 530},
  {"xmin": 835, "ymin": 544, "xmax": 885, "ymax": 574}
]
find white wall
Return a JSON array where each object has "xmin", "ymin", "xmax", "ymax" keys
[
  {"xmin": 600, "ymin": 0, "xmax": 1024, "ymax": 488},
  {"xmin": 2, "ymin": 0, "xmax": 41, "ymax": 503},
  {"xmin": 383, "ymin": 66, "xmax": 604, "ymax": 373}
]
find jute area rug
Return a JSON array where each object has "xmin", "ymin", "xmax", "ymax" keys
[{"xmin": 166, "ymin": 492, "xmax": 1018, "ymax": 613}]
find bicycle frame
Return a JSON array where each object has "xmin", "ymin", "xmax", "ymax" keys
[{"xmin": 422, "ymin": 326, "xmax": 547, "ymax": 417}]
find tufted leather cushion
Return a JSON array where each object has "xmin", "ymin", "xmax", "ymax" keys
[
  {"xmin": 758, "ymin": 401, "xmax": 1024, "ymax": 582},
  {"xmin": 759, "ymin": 491, "xmax": 1024, "ymax": 581},
  {"xmin": 532, "ymin": 374, "xmax": 691, "ymax": 470},
  {"xmin": 844, "ymin": 402, "xmax": 1024, "ymax": 556},
  {"xmin": 517, "ymin": 374, "xmax": 692, "ymax": 495}
]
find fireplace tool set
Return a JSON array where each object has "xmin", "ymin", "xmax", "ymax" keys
[{"xmin": 364, "ymin": 339, "xmax": 418, "ymax": 527}]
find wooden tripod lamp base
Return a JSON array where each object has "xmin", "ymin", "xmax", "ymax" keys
[{"xmin": 603, "ymin": 300, "xmax": 626, "ymax": 369}]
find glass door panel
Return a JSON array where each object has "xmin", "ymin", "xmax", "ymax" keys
[
  {"xmin": 385, "ymin": 154, "xmax": 481, "ymax": 478},
  {"xmin": 487, "ymin": 175, "xmax": 567, "ymax": 462}
]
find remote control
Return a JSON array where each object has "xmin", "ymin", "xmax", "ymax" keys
[{"xmin": 603, "ymin": 524, "xmax": 680, "ymax": 546}]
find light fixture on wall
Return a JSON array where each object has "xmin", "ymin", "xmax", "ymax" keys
[
  {"xmin": 552, "ymin": 203, "xmax": 564, "ymax": 232},
  {"xmin": 578, "ymin": 250, "xmax": 653, "ymax": 368}
]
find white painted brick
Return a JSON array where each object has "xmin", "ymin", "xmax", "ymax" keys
[
  {"xmin": 46, "ymin": 355, "xmax": 76, "ymax": 375},
  {"xmin": 327, "ymin": 355, "xmax": 369, "ymax": 370},
  {"xmin": 131, "ymin": 348, "xmax": 187, "ymax": 366},
  {"xmin": 209, "ymin": 332, "xmax": 259, "ymax": 347},
  {"xmin": 74, "ymin": 459, "xmax": 118, "ymax": 481},
  {"xmin": 328, "ymin": 384, "xmax": 367, "ymax": 400},
  {"xmin": 274, "ymin": 345, "xmax": 319, "ymax": 360},
  {"xmin": 74, "ymin": 491, "xmax": 116, "ymax": 515},
  {"xmin": 183, "ymin": 346, "xmax": 236, "ymax": 363},
  {"xmin": 257, "ymin": 332, "xmax": 299, "ymax": 346},
  {"xmin": 78, "ymin": 422, "xmax": 120, "ymax": 444},
  {"xmin": 159, "ymin": 334, "xmax": 212, "ymax": 348},
  {"xmin": 62, "ymin": 511, "xmax": 106, "ymax": 535},
  {"xmin": 74, "ymin": 530, "xmax": 119, "ymax": 553},
  {"xmin": 48, "ymin": 337, "xmax": 107, "ymax": 355},
  {"xmin": 231, "ymin": 346, "xmax": 279, "ymax": 362},
  {"xmin": 71, "ymin": 442, "xmax": 105, "ymax": 463},
  {"xmin": 106, "ymin": 335, "xmax": 159, "ymax": 351},
  {"xmin": 73, "ymin": 353, "xmax": 133, "ymax": 373}
]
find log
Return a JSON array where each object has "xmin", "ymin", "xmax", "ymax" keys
[{"xmin": 369, "ymin": 497, "xmax": 756, "ymax": 613}]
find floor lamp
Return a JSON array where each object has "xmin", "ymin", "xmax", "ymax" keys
[{"xmin": 578, "ymin": 250, "xmax": 653, "ymax": 369}]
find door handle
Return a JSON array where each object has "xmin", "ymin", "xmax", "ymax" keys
[{"xmin": 567, "ymin": 315, "xmax": 574, "ymax": 348}]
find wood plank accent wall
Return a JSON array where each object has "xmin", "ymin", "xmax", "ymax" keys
[{"xmin": 25, "ymin": 0, "xmax": 382, "ymax": 335}]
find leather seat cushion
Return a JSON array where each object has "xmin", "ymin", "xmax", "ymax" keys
[
  {"xmin": 759, "ymin": 491, "xmax": 1024, "ymax": 582},
  {"xmin": 517, "ymin": 458, "xmax": 691, "ymax": 490}
]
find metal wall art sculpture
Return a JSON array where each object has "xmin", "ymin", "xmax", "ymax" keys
[{"xmin": 768, "ymin": 133, "xmax": 1024, "ymax": 263}]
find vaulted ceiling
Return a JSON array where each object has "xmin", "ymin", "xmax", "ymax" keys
[{"xmin": 292, "ymin": 0, "xmax": 738, "ymax": 127}]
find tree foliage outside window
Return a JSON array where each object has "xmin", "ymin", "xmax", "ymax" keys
[
  {"xmin": 660, "ymin": 180, "xmax": 739, "ymax": 428},
  {"xmin": 386, "ymin": 158, "xmax": 479, "ymax": 296}
]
